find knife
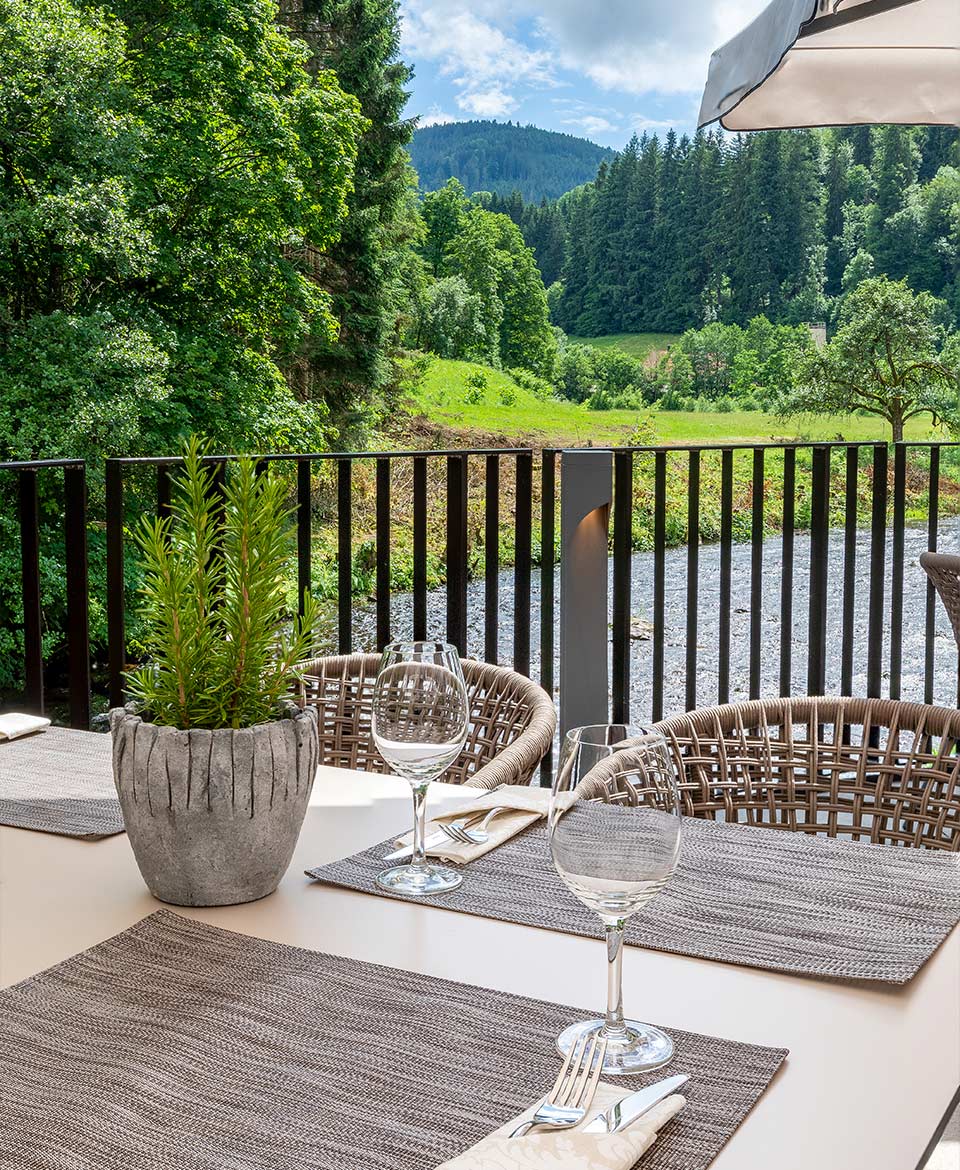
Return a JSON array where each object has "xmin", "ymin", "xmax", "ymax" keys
[
  {"xmin": 382, "ymin": 829, "xmax": 457, "ymax": 863},
  {"xmin": 581, "ymin": 1074, "xmax": 688, "ymax": 1134}
]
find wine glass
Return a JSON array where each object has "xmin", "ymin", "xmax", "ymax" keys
[
  {"xmin": 373, "ymin": 641, "xmax": 469, "ymax": 896},
  {"xmin": 556, "ymin": 724, "xmax": 645, "ymax": 789},
  {"xmin": 549, "ymin": 730, "xmax": 681, "ymax": 1074}
]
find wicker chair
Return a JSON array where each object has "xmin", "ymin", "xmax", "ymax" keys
[
  {"xmin": 295, "ymin": 654, "xmax": 556, "ymax": 789},
  {"xmin": 920, "ymin": 550, "xmax": 960, "ymax": 705},
  {"xmin": 583, "ymin": 696, "xmax": 960, "ymax": 851}
]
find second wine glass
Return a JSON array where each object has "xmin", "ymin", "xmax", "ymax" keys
[
  {"xmin": 549, "ymin": 731, "xmax": 682, "ymax": 1074},
  {"xmin": 373, "ymin": 641, "xmax": 469, "ymax": 896}
]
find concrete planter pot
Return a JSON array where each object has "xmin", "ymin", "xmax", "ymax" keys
[{"xmin": 109, "ymin": 704, "xmax": 318, "ymax": 907}]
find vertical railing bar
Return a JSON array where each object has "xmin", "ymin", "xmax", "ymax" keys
[
  {"xmin": 718, "ymin": 449, "xmax": 733, "ymax": 704},
  {"xmin": 806, "ymin": 446, "xmax": 830, "ymax": 697},
  {"xmin": 484, "ymin": 455, "xmax": 500, "ymax": 664},
  {"xmin": 297, "ymin": 458, "xmax": 311, "ymax": 617},
  {"xmin": 841, "ymin": 446, "xmax": 859, "ymax": 696},
  {"xmin": 924, "ymin": 446, "xmax": 941, "ymax": 704},
  {"xmin": 685, "ymin": 450, "xmax": 700, "ymax": 712},
  {"xmin": 652, "ymin": 451, "xmax": 667, "ymax": 722},
  {"xmin": 889, "ymin": 443, "xmax": 906, "ymax": 699},
  {"xmin": 539, "ymin": 451, "xmax": 556, "ymax": 784},
  {"xmin": 337, "ymin": 460, "xmax": 353, "ymax": 654},
  {"xmin": 375, "ymin": 457, "xmax": 391, "ymax": 650},
  {"xmin": 18, "ymin": 469, "xmax": 43, "ymax": 714},
  {"xmin": 413, "ymin": 456, "xmax": 428, "ymax": 643},
  {"xmin": 105, "ymin": 459, "xmax": 126, "ymax": 707},
  {"xmin": 156, "ymin": 465, "xmax": 171, "ymax": 519},
  {"xmin": 866, "ymin": 444, "xmax": 888, "ymax": 698},
  {"xmin": 779, "ymin": 447, "xmax": 796, "ymax": 697},
  {"xmin": 64, "ymin": 465, "xmax": 91, "ymax": 730},
  {"xmin": 749, "ymin": 448, "xmax": 764, "ymax": 700},
  {"xmin": 513, "ymin": 451, "xmax": 533, "ymax": 676},
  {"xmin": 446, "ymin": 455, "xmax": 468, "ymax": 655},
  {"xmin": 611, "ymin": 450, "xmax": 633, "ymax": 723}
]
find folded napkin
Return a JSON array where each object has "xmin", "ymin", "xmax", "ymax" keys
[
  {"xmin": 0, "ymin": 713, "xmax": 50, "ymax": 741},
  {"xmin": 436, "ymin": 1085, "xmax": 685, "ymax": 1170},
  {"xmin": 394, "ymin": 785, "xmax": 552, "ymax": 864}
]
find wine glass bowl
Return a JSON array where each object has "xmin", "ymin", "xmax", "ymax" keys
[
  {"xmin": 549, "ymin": 731, "xmax": 682, "ymax": 1074},
  {"xmin": 373, "ymin": 642, "xmax": 469, "ymax": 897}
]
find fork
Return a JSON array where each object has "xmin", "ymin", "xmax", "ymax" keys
[
  {"xmin": 438, "ymin": 805, "xmax": 511, "ymax": 846},
  {"xmin": 509, "ymin": 1032, "xmax": 608, "ymax": 1138}
]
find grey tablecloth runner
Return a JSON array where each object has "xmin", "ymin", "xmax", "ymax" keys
[
  {"xmin": 0, "ymin": 911, "xmax": 786, "ymax": 1170},
  {"xmin": 309, "ymin": 817, "xmax": 960, "ymax": 984},
  {"xmin": 0, "ymin": 727, "xmax": 122, "ymax": 838}
]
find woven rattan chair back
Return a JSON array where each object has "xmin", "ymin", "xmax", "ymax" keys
[
  {"xmin": 295, "ymin": 654, "xmax": 556, "ymax": 789},
  {"xmin": 582, "ymin": 697, "xmax": 960, "ymax": 851},
  {"xmin": 920, "ymin": 550, "xmax": 960, "ymax": 666}
]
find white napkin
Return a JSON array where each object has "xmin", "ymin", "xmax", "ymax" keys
[
  {"xmin": 436, "ymin": 1085, "xmax": 686, "ymax": 1169},
  {"xmin": 394, "ymin": 785, "xmax": 552, "ymax": 863},
  {"xmin": 0, "ymin": 713, "xmax": 50, "ymax": 741}
]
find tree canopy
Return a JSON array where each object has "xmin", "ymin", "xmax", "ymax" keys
[
  {"xmin": 781, "ymin": 277, "xmax": 960, "ymax": 440},
  {"xmin": 0, "ymin": 0, "xmax": 365, "ymax": 463}
]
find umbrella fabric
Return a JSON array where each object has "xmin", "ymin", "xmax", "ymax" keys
[{"xmin": 700, "ymin": 0, "xmax": 960, "ymax": 130}]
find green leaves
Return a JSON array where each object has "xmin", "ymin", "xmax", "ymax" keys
[{"xmin": 127, "ymin": 436, "xmax": 317, "ymax": 730}]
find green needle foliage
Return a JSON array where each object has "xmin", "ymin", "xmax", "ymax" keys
[{"xmin": 127, "ymin": 438, "xmax": 317, "ymax": 730}]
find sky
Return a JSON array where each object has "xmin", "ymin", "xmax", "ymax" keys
[{"xmin": 400, "ymin": 0, "xmax": 772, "ymax": 146}]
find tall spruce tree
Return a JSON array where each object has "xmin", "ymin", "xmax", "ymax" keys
[{"xmin": 278, "ymin": 0, "xmax": 415, "ymax": 439}]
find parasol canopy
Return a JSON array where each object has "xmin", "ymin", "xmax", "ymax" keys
[{"xmin": 699, "ymin": 0, "xmax": 960, "ymax": 130}]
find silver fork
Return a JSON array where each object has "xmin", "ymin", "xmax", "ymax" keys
[
  {"xmin": 438, "ymin": 805, "xmax": 511, "ymax": 846},
  {"xmin": 509, "ymin": 1033, "xmax": 608, "ymax": 1138}
]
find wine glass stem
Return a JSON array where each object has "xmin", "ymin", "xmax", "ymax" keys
[
  {"xmin": 411, "ymin": 782, "xmax": 429, "ymax": 868},
  {"xmin": 603, "ymin": 922, "xmax": 628, "ymax": 1040}
]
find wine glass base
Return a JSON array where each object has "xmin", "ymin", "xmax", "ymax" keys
[
  {"xmin": 556, "ymin": 1018, "xmax": 674, "ymax": 1075},
  {"xmin": 375, "ymin": 862, "xmax": 463, "ymax": 896}
]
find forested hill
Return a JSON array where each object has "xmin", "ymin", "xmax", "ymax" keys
[{"xmin": 410, "ymin": 120, "xmax": 615, "ymax": 201}]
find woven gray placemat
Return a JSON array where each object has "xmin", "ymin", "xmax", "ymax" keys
[
  {"xmin": 0, "ymin": 911, "xmax": 785, "ymax": 1170},
  {"xmin": 309, "ymin": 816, "xmax": 960, "ymax": 984},
  {"xmin": 0, "ymin": 727, "xmax": 123, "ymax": 838}
]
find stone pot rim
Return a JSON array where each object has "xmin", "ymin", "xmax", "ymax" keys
[{"xmin": 109, "ymin": 702, "xmax": 316, "ymax": 738}]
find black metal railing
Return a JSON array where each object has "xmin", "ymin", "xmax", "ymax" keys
[
  {"xmin": 1, "ymin": 459, "xmax": 90, "ymax": 729},
  {"xmin": 5, "ymin": 440, "xmax": 960, "ymax": 747},
  {"xmin": 103, "ymin": 449, "xmax": 547, "ymax": 708},
  {"xmin": 607, "ymin": 440, "xmax": 960, "ymax": 724}
]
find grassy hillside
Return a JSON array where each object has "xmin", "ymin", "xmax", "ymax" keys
[
  {"xmin": 403, "ymin": 357, "xmax": 940, "ymax": 446},
  {"xmin": 567, "ymin": 332, "xmax": 679, "ymax": 361}
]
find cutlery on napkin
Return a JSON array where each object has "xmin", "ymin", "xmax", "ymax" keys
[
  {"xmin": 388, "ymin": 785, "xmax": 552, "ymax": 864},
  {"xmin": 0, "ymin": 713, "xmax": 51, "ymax": 741},
  {"xmin": 435, "ymin": 1085, "xmax": 686, "ymax": 1170}
]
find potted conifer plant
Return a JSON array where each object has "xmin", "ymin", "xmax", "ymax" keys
[{"xmin": 110, "ymin": 438, "xmax": 319, "ymax": 907}]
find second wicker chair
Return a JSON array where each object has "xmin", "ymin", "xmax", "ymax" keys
[
  {"xmin": 296, "ymin": 654, "xmax": 556, "ymax": 789},
  {"xmin": 583, "ymin": 696, "xmax": 960, "ymax": 852}
]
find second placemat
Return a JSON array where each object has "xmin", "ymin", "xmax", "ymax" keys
[
  {"xmin": 0, "ymin": 726, "xmax": 122, "ymax": 838},
  {"xmin": 1, "ymin": 911, "xmax": 785, "ymax": 1170},
  {"xmin": 309, "ymin": 816, "xmax": 960, "ymax": 983}
]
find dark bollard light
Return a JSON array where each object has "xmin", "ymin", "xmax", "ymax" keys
[{"xmin": 559, "ymin": 449, "xmax": 613, "ymax": 738}]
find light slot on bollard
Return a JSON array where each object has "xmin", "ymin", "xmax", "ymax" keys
[{"xmin": 559, "ymin": 449, "xmax": 613, "ymax": 737}]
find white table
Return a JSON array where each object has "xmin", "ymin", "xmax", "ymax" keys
[{"xmin": 2, "ymin": 765, "xmax": 958, "ymax": 1170}]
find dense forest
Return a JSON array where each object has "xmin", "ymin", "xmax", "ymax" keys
[
  {"xmin": 409, "ymin": 120, "xmax": 614, "ymax": 202},
  {"xmin": 486, "ymin": 126, "xmax": 960, "ymax": 337}
]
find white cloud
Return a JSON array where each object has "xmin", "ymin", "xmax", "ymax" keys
[
  {"xmin": 562, "ymin": 114, "xmax": 618, "ymax": 136},
  {"xmin": 631, "ymin": 114, "xmax": 677, "ymax": 133},
  {"xmin": 457, "ymin": 86, "xmax": 517, "ymax": 117},
  {"xmin": 419, "ymin": 106, "xmax": 458, "ymax": 127},
  {"xmin": 401, "ymin": 1, "xmax": 554, "ymax": 120},
  {"xmin": 535, "ymin": 0, "xmax": 770, "ymax": 96}
]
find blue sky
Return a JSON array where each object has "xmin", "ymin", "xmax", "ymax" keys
[{"xmin": 399, "ymin": 0, "xmax": 770, "ymax": 146}]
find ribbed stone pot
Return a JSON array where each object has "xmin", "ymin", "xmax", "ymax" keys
[{"xmin": 109, "ymin": 704, "xmax": 319, "ymax": 907}]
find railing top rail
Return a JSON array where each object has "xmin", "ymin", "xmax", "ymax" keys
[
  {"xmin": 0, "ymin": 458, "xmax": 86, "ymax": 471},
  {"xmin": 106, "ymin": 448, "xmax": 536, "ymax": 466}
]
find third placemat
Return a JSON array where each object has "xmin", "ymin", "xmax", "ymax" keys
[{"xmin": 308, "ymin": 816, "xmax": 960, "ymax": 983}]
